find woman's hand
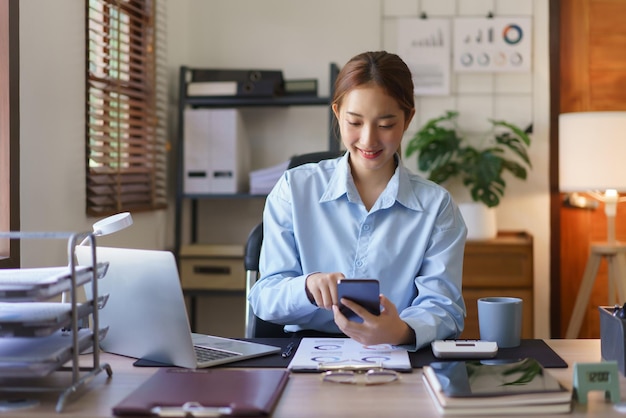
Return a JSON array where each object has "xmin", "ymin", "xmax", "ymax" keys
[
  {"xmin": 332, "ymin": 294, "xmax": 415, "ymax": 346},
  {"xmin": 305, "ymin": 272, "xmax": 345, "ymax": 310}
]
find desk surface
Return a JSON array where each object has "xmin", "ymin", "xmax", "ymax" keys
[{"xmin": 4, "ymin": 339, "xmax": 625, "ymax": 417}]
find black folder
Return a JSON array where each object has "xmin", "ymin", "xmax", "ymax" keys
[{"xmin": 112, "ymin": 368, "xmax": 289, "ymax": 416}]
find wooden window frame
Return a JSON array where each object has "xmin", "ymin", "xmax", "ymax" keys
[
  {"xmin": 86, "ymin": 0, "xmax": 167, "ymax": 216},
  {"xmin": 0, "ymin": 0, "xmax": 20, "ymax": 268}
]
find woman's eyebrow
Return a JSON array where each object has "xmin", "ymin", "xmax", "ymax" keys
[{"xmin": 346, "ymin": 111, "xmax": 398, "ymax": 120}]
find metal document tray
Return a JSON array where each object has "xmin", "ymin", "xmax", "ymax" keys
[
  {"xmin": 0, "ymin": 263, "xmax": 108, "ymax": 301},
  {"xmin": 0, "ymin": 298, "xmax": 107, "ymax": 338},
  {"xmin": 0, "ymin": 328, "xmax": 95, "ymax": 378}
]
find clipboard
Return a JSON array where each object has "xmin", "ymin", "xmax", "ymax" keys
[{"xmin": 112, "ymin": 368, "xmax": 289, "ymax": 416}]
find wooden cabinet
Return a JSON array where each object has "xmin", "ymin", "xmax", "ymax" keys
[{"xmin": 460, "ymin": 231, "xmax": 534, "ymax": 339}]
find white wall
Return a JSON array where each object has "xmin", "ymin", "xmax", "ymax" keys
[
  {"xmin": 18, "ymin": 0, "xmax": 550, "ymax": 337},
  {"xmin": 385, "ymin": 1, "xmax": 550, "ymax": 339},
  {"xmin": 166, "ymin": 0, "xmax": 551, "ymax": 338},
  {"xmin": 19, "ymin": 0, "xmax": 168, "ymax": 268}
]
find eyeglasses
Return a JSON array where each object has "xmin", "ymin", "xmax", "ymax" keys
[
  {"xmin": 321, "ymin": 369, "xmax": 399, "ymax": 385},
  {"xmin": 318, "ymin": 359, "xmax": 399, "ymax": 386}
]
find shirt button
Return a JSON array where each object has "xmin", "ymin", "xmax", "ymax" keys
[
  {"xmin": 356, "ymin": 260, "xmax": 363, "ymax": 267},
  {"xmin": 363, "ymin": 224, "xmax": 371, "ymax": 231}
]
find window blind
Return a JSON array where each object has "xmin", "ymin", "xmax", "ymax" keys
[{"xmin": 86, "ymin": 0, "xmax": 167, "ymax": 216}]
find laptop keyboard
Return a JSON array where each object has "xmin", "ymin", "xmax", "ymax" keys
[{"xmin": 194, "ymin": 345, "xmax": 240, "ymax": 363}]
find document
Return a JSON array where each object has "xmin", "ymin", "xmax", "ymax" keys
[
  {"xmin": 287, "ymin": 337, "xmax": 412, "ymax": 372},
  {"xmin": 249, "ymin": 160, "xmax": 289, "ymax": 195}
]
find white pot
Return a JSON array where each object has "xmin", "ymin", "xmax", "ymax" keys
[{"xmin": 458, "ymin": 202, "xmax": 497, "ymax": 240}]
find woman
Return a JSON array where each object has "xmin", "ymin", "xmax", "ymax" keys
[{"xmin": 248, "ymin": 51, "xmax": 467, "ymax": 349}]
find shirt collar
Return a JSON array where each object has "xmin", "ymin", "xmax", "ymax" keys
[{"xmin": 320, "ymin": 152, "xmax": 424, "ymax": 212}]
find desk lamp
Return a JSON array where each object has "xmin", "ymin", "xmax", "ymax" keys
[
  {"xmin": 79, "ymin": 212, "xmax": 133, "ymax": 245},
  {"xmin": 64, "ymin": 212, "xmax": 133, "ymax": 303},
  {"xmin": 559, "ymin": 111, "xmax": 626, "ymax": 338}
]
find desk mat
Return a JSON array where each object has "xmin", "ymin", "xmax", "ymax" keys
[
  {"xmin": 215, "ymin": 338, "xmax": 568, "ymax": 369},
  {"xmin": 410, "ymin": 339, "xmax": 568, "ymax": 368}
]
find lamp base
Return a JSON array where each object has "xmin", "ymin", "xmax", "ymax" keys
[{"xmin": 566, "ymin": 242, "xmax": 626, "ymax": 338}]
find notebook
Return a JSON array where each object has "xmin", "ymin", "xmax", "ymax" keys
[
  {"xmin": 422, "ymin": 358, "xmax": 572, "ymax": 416},
  {"xmin": 75, "ymin": 246, "xmax": 280, "ymax": 368}
]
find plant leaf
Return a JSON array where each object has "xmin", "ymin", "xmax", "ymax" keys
[
  {"xmin": 490, "ymin": 119, "xmax": 531, "ymax": 146},
  {"xmin": 501, "ymin": 160, "xmax": 528, "ymax": 180},
  {"xmin": 405, "ymin": 112, "xmax": 532, "ymax": 208},
  {"xmin": 495, "ymin": 132, "xmax": 532, "ymax": 167},
  {"xmin": 463, "ymin": 151, "xmax": 505, "ymax": 208}
]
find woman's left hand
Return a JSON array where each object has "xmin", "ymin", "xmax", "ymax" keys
[{"xmin": 332, "ymin": 295, "xmax": 414, "ymax": 346}]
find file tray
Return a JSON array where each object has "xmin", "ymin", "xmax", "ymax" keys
[
  {"xmin": 0, "ymin": 298, "xmax": 106, "ymax": 337},
  {"xmin": 0, "ymin": 263, "xmax": 108, "ymax": 301},
  {"xmin": 0, "ymin": 328, "xmax": 94, "ymax": 378},
  {"xmin": 599, "ymin": 306, "xmax": 626, "ymax": 375}
]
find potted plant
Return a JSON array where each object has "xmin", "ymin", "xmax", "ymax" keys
[{"xmin": 405, "ymin": 110, "xmax": 531, "ymax": 238}]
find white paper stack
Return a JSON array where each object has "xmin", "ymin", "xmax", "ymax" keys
[{"xmin": 249, "ymin": 160, "xmax": 289, "ymax": 195}]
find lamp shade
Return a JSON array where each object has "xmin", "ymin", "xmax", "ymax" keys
[
  {"xmin": 92, "ymin": 212, "xmax": 133, "ymax": 236},
  {"xmin": 559, "ymin": 111, "xmax": 626, "ymax": 192}
]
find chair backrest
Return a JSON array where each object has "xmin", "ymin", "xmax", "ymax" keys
[
  {"xmin": 244, "ymin": 223, "xmax": 284, "ymax": 338},
  {"xmin": 244, "ymin": 150, "xmax": 343, "ymax": 338}
]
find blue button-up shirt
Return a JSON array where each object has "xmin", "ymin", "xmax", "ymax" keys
[{"xmin": 248, "ymin": 153, "xmax": 467, "ymax": 349}]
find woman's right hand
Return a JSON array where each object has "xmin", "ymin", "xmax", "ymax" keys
[{"xmin": 305, "ymin": 272, "xmax": 345, "ymax": 310}]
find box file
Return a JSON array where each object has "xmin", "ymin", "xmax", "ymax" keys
[
  {"xmin": 183, "ymin": 109, "xmax": 250, "ymax": 194},
  {"xmin": 179, "ymin": 244, "xmax": 244, "ymax": 290}
]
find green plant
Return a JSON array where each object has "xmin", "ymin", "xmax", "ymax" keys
[{"xmin": 405, "ymin": 111, "xmax": 532, "ymax": 208}]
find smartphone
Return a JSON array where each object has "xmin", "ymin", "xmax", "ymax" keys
[{"xmin": 336, "ymin": 279, "xmax": 380, "ymax": 323}]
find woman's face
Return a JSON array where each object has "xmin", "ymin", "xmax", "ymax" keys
[{"xmin": 333, "ymin": 84, "xmax": 414, "ymax": 176}]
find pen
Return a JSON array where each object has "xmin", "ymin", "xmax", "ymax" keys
[{"xmin": 282, "ymin": 342, "xmax": 295, "ymax": 358}]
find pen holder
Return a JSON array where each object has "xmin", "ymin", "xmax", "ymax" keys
[{"xmin": 599, "ymin": 306, "xmax": 626, "ymax": 376}]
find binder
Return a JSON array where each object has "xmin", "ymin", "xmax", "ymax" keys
[
  {"xmin": 112, "ymin": 368, "xmax": 290, "ymax": 416},
  {"xmin": 188, "ymin": 69, "xmax": 285, "ymax": 97},
  {"xmin": 187, "ymin": 80, "xmax": 281, "ymax": 97},
  {"xmin": 183, "ymin": 108, "xmax": 250, "ymax": 194}
]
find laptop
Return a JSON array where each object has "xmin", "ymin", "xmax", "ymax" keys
[{"xmin": 75, "ymin": 246, "xmax": 280, "ymax": 368}]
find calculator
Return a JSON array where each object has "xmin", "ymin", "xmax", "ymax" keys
[{"xmin": 431, "ymin": 340, "xmax": 498, "ymax": 359}]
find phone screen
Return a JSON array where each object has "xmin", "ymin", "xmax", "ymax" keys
[{"xmin": 337, "ymin": 279, "xmax": 380, "ymax": 323}]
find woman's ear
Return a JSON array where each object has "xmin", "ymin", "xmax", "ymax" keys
[
  {"xmin": 404, "ymin": 108, "xmax": 416, "ymax": 131},
  {"xmin": 332, "ymin": 103, "xmax": 340, "ymax": 121}
]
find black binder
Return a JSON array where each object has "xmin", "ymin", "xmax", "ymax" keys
[{"xmin": 189, "ymin": 69, "xmax": 285, "ymax": 97}]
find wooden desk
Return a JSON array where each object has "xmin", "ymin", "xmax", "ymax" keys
[{"xmin": 6, "ymin": 340, "xmax": 626, "ymax": 417}]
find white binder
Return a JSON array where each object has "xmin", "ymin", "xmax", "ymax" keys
[{"xmin": 183, "ymin": 109, "xmax": 250, "ymax": 194}]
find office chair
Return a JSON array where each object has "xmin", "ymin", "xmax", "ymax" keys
[{"xmin": 244, "ymin": 150, "xmax": 344, "ymax": 338}]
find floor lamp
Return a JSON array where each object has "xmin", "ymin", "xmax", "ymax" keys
[{"xmin": 560, "ymin": 111, "xmax": 626, "ymax": 338}]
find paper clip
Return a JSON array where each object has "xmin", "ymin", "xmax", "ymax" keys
[{"xmin": 151, "ymin": 401, "xmax": 233, "ymax": 417}]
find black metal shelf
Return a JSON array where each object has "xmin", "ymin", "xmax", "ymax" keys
[
  {"xmin": 184, "ymin": 95, "xmax": 331, "ymax": 108},
  {"xmin": 174, "ymin": 63, "xmax": 340, "ymax": 257}
]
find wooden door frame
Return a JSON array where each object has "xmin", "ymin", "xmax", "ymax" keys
[{"xmin": 549, "ymin": 0, "xmax": 562, "ymax": 338}]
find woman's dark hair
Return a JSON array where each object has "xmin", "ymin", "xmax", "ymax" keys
[{"xmin": 332, "ymin": 51, "xmax": 415, "ymax": 120}]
